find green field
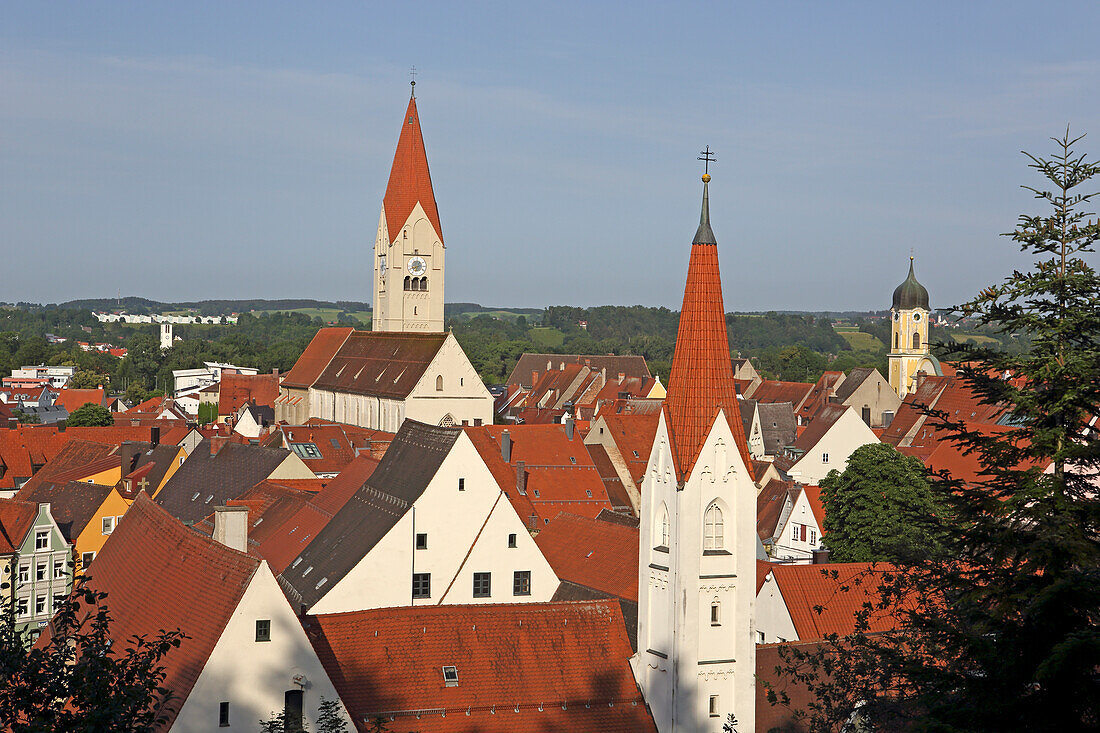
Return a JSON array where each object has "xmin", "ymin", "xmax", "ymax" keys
[
  {"xmin": 252, "ymin": 307, "xmax": 371, "ymax": 325},
  {"xmin": 952, "ymin": 333, "xmax": 998, "ymax": 345},
  {"xmin": 838, "ymin": 330, "xmax": 885, "ymax": 352},
  {"xmin": 529, "ymin": 326, "xmax": 565, "ymax": 348}
]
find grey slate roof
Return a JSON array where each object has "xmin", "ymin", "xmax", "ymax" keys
[
  {"xmin": 832, "ymin": 367, "xmax": 876, "ymax": 404},
  {"xmin": 757, "ymin": 401, "xmax": 798, "ymax": 456},
  {"xmin": 17, "ymin": 480, "xmax": 113, "ymax": 542},
  {"xmin": 154, "ymin": 440, "xmax": 292, "ymax": 524},
  {"xmin": 277, "ymin": 420, "xmax": 462, "ymax": 611}
]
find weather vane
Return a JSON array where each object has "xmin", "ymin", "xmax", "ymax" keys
[
  {"xmin": 410, "ymin": 65, "xmax": 417, "ymax": 96},
  {"xmin": 698, "ymin": 145, "xmax": 716, "ymax": 176}
]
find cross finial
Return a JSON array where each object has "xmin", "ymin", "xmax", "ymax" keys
[
  {"xmin": 698, "ymin": 145, "xmax": 716, "ymax": 182},
  {"xmin": 410, "ymin": 65, "xmax": 417, "ymax": 97}
]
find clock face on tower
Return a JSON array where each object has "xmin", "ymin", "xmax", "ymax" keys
[{"xmin": 407, "ymin": 256, "xmax": 427, "ymax": 276}]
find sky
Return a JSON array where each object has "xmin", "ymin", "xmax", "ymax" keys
[{"xmin": 2, "ymin": 2, "xmax": 1099, "ymax": 311}]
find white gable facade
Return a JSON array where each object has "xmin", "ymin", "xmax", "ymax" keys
[
  {"xmin": 786, "ymin": 406, "xmax": 879, "ymax": 484},
  {"xmin": 173, "ymin": 561, "xmax": 350, "ymax": 732},
  {"xmin": 308, "ymin": 431, "xmax": 558, "ymax": 615},
  {"xmin": 772, "ymin": 490, "xmax": 824, "ymax": 562},
  {"xmin": 631, "ymin": 410, "xmax": 757, "ymax": 732}
]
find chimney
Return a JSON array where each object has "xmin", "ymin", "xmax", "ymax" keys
[
  {"xmin": 209, "ymin": 436, "xmax": 229, "ymax": 456},
  {"xmin": 120, "ymin": 441, "xmax": 140, "ymax": 474},
  {"xmin": 501, "ymin": 429, "xmax": 512, "ymax": 463},
  {"xmin": 273, "ymin": 367, "xmax": 280, "ymax": 379},
  {"xmin": 618, "ymin": 372, "xmax": 625, "ymax": 384},
  {"xmin": 150, "ymin": 425, "xmax": 160, "ymax": 448},
  {"xmin": 812, "ymin": 548, "xmax": 831, "ymax": 565},
  {"xmin": 565, "ymin": 415, "xmax": 575, "ymax": 441},
  {"xmin": 531, "ymin": 371, "xmax": 539, "ymax": 387},
  {"xmin": 213, "ymin": 505, "xmax": 249, "ymax": 552},
  {"xmin": 515, "ymin": 460, "xmax": 526, "ymax": 495}
]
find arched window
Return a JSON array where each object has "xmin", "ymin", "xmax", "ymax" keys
[
  {"xmin": 404, "ymin": 276, "xmax": 411, "ymax": 291},
  {"xmin": 656, "ymin": 504, "xmax": 670, "ymax": 548},
  {"xmin": 703, "ymin": 503, "xmax": 724, "ymax": 551},
  {"xmin": 894, "ymin": 332, "xmax": 899, "ymax": 349},
  {"xmin": 421, "ymin": 276, "xmax": 428, "ymax": 291},
  {"xmin": 439, "ymin": 414, "xmax": 455, "ymax": 428},
  {"xmin": 435, "ymin": 375, "xmax": 444, "ymax": 392},
  {"xmin": 912, "ymin": 331, "xmax": 921, "ymax": 349}
]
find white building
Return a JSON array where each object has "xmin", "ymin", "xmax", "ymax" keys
[
  {"xmin": 9, "ymin": 365, "xmax": 76, "ymax": 390},
  {"xmin": 631, "ymin": 174, "xmax": 757, "ymax": 731},
  {"xmin": 172, "ymin": 362, "xmax": 258, "ymax": 395},
  {"xmin": 771, "ymin": 485, "xmax": 827, "ymax": 562},
  {"xmin": 276, "ymin": 419, "xmax": 559, "ymax": 615},
  {"xmin": 776, "ymin": 404, "xmax": 880, "ymax": 485}
]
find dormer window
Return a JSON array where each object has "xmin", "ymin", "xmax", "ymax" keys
[{"xmin": 442, "ymin": 666, "xmax": 459, "ymax": 687}]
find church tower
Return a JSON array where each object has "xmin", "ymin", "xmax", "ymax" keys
[
  {"xmin": 631, "ymin": 169, "xmax": 757, "ymax": 732},
  {"xmin": 372, "ymin": 83, "xmax": 445, "ymax": 333},
  {"xmin": 888, "ymin": 257, "xmax": 938, "ymax": 398}
]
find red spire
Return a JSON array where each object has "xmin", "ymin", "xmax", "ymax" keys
[
  {"xmin": 664, "ymin": 178, "xmax": 751, "ymax": 476},
  {"xmin": 383, "ymin": 94, "xmax": 443, "ymax": 245}
]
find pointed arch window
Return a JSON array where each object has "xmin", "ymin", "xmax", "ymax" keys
[
  {"xmin": 703, "ymin": 503, "xmax": 724, "ymax": 551},
  {"xmin": 655, "ymin": 504, "xmax": 670, "ymax": 550},
  {"xmin": 912, "ymin": 331, "xmax": 921, "ymax": 349}
]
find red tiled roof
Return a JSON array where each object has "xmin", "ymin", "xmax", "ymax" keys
[
  {"xmin": 383, "ymin": 95, "xmax": 443, "ymax": 245},
  {"xmin": 280, "ymin": 327, "xmax": 354, "ymax": 390},
  {"xmin": 63, "ymin": 493, "xmax": 260, "ymax": 728},
  {"xmin": 768, "ymin": 562, "xmax": 901, "ymax": 640},
  {"xmin": 802, "ymin": 485, "xmax": 826, "ymax": 531},
  {"xmin": 535, "ymin": 512, "xmax": 639, "ymax": 601},
  {"xmin": 598, "ymin": 413, "xmax": 659, "ymax": 486},
  {"xmin": 218, "ymin": 372, "xmax": 280, "ymax": 415},
  {"xmin": 757, "ymin": 478, "xmax": 793, "ymax": 541},
  {"xmin": 880, "ymin": 376, "xmax": 951, "ymax": 446},
  {"xmin": 585, "ymin": 443, "xmax": 633, "ymax": 511},
  {"xmin": 17, "ymin": 439, "xmax": 118, "ymax": 494},
  {"xmin": 750, "ymin": 380, "xmax": 815, "ymax": 409},
  {"xmin": 54, "ymin": 388, "xmax": 106, "ymax": 412},
  {"xmin": 128, "ymin": 395, "xmax": 165, "ymax": 413},
  {"xmin": 464, "ymin": 425, "xmax": 612, "ymax": 528},
  {"xmin": 193, "ymin": 479, "xmax": 315, "ymax": 549},
  {"xmin": 756, "ymin": 641, "xmax": 824, "ymax": 732},
  {"xmin": 664, "ymin": 191, "xmax": 751, "ymax": 476},
  {"xmin": 311, "ymin": 331, "xmax": 447, "ymax": 400},
  {"xmin": 0, "ymin": 499, "xmax": 37, "ymax": 553},
  {"xmin": 305, "ymin": 600, "xmax": 654, "ymax": 732}
]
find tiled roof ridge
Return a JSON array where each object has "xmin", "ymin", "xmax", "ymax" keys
[{"xmin": 383, "ymin": 95, "xmax": 443, "ymax": 245}]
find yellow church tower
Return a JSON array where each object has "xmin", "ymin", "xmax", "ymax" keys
[{"xmin": 888, "ymin": 257, "xmax": 940, "ymax": 398}]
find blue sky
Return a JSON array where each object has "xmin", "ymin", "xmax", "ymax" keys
[{"xmin": 3, "ymin": 2, "xmax": 1098, "ymax": 310}]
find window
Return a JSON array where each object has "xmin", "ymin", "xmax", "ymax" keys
[
  {"xmin": 290, "ymin": 442, "xmax": 323, "ymax": 459},
  {"xmin": 16, "ymin": 598, "xmax": 28, "ymax": 617},
  {"xmin": 413, "ymin": 572, "xmax": 431, "ymax": 599},
  {"xmin": 821, "ymin": 452, "xmax": 830, "ymax": 464},
  {"xmin": 330, "ymin": 438, "xmax": 342, "ymax": 450},
  {"xmin": 35, "ymin": 595, "xmax": 47, "ymax": 615},
  {"xmin": 709, "ymin": 695, "xmax": 720, "ymax": 717},
  {"xmin": 416, "ymin": 533, "xmax": 428, "ymax": 550},
  {"xmin": 711, "ymin": 602, "xmax": 721, "ymax": 626},
  {"xmin": 633, "ymin": 450, "xmax": 640, "ymax": 458},
  {"xmin": 756, "ymin": 630, "xmax": 766, "ymax": 643},
  {"xmin": 508, "ymin": 533, "xmax": 517, "ymax": 548},
  {"xmin": 585, "ymin": 489, "xmax": 593, "ymax": 497},
  {"xmin": 810, "ymin": 528, "xmax": 817, "ymax": 546},
  {"xmin": 792, "ymin": 523, "xmax": 800, "ymax": 542},
  {"xmin": 443, "ymin": 665, "xmax": 459, "ymax": 687},
  {"xmin": 255, "ymin": 619, "xmax": 271, "ymax": 642},
  {"xmin": 458, "ymin": 478, "xmax": 465, "ymax": 491},
  {"xmin": 513, "ymin": 570, "xmax": 531, "ymax": 596},
  {"xmin": 80, "ymin": 552, "xmax": 95, "ymax": 569},
  {"xmin": 18, "ymin": 563, "xmax": 29, "ymax": 583},
  {"xmin": 913, "ymin": 331, "xmax": 921, "ymax": 349},
  {"xmin": 219, "ymin": 701, "xmax": 230, "ymax": 727},
  {"xmin": 102, "ymin": 516, "xmax": 115, "ymax": 535},
  {"xmin": 404, "ymin": 275, "xmax": 411, "ymax": 290},
  {"xmin": 53, "ymin": 560, "xmax": 65, "ymax": 579},
  {"xmin": 533, "ymin": 489, "xmax": 540, "ymax": 498},
  {"xmin": 657, "ymin": 505, "xmax": 670, "ymax": 549},
  {"xmin": 473, "ymin": 572, "xmax": 491, "ymax": 598},
  {"xmin": 36, "ymin": 562, "xmax": 46, "ymax": 581},
  {"xmin": 436, "ymin": 375, "xmax": 444, "ymax": 391},
  {"xmin": 54, "ymin": 593, "xmax": 66, "ymax": 610},
  {"xmin": 703, "ymin": 503, "xmax": 724, "ymax": 551},
  {"xmin": 569, "ymin": 456, "xmax": 576, "ymax": 464},
  {"xmin": 894, "ymin": 332, "xmax": 899, "ymax": 348},
  {"xmin": 35, "ymin": 529, "xmax": 49, "ymax": 550}
]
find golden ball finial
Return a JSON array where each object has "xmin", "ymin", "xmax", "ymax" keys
[{"xmin": 702, "ymin": 173, "xmax": 711, "ymax": 183}]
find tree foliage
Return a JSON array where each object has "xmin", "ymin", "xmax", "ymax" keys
[
  {"xmin": 65, "ymin": 403, "xmax": 114, "ymax": 427},
  {"xmin": 0, "ymin": 576, "xmax": 186, "ymax": 731},
  {"xmin": 819, "ymin": 443, "xmax": 947, "ymax": 563},
  {"xmin": 771, "ymin": 130, "xmax": 1100, "ymax": 731}
]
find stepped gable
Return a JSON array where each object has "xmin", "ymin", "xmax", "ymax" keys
[
  {"xmin": 278, "ymin": 421, "xmax": 459, "ymax": 609},
  {"xmin": 304, "ymin": 600, "xmax": 655, "ymax": 732},
  {"xmin": 36, "ymin": 493, "xmax": 260, "ymax": 730},
  {"xmin": 664, "ymin": 176, "xmax": 751, "ymax": 477},
  {"xmin": 310, "ymin": 330, "xmax": 447, "ymax": 399},
  {"xmin": 384, "ymin": 94, "xmax": 443, "ymax": 244}
]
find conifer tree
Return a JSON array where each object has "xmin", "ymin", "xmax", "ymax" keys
[{"xmin": 769, "ymin": 130, "xmax": 1100, "ymax": 731}]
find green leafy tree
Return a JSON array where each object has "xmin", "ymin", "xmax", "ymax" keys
[
  {"xmin": 68, "ymin": 369, "xmax": 111, "ymax": 389},
  {"xmin": 770, "ymin": 131, "xmax": 1100, "ymax": 731},
  {"xmin": 819, "ymin": 443, "xmax": 948, "ymax": 563},
  {"xmin": 66, "ymin": 403, "xmax": 114, "ymax": 427},
  {"xmin": 0, "ymin": 576, "xmax": 186, "ymax": 731}
]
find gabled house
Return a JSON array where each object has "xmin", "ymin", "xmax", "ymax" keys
[
  {"xmin": 275, "ymin": 328, "xmax": 492, "ymax": 431},
  {"xmin": 747, "ymin": 380, "xmax": 815, "ymax": 414},
  {"xmin": 775, "ymin": 404, "xmax": 879, "ymax": 484},
  {"xmin": 757, "ymin": 478, "xmax": 797, "ymax": 552},
  {"xmin": 14, "ymin": 480, "xmax": 128, "ymax": 571},
  {"xmin": 465, "ymin": 423, "xmax": 614, "ymax": 529},
  {"xmin": 53, "ymin": 388, "xmax": 106, "ymax": 413},
  {"xmin": 772, "ymin": 485, "xmax": 826, "ymax": 561},
  {"xmin": 304, "ymin": 600, "xmax": 656, "ymax": 732},
  {"xmin": 583, "ymin": 411, "xmax": 660, "ymax": 515},
  {"xmin": 830, "ymin": 367, "xmax": 901, "ymax": 429},
  {"xmin": 262, "ymin": 422, "xmax": 394, "ymax": 478},
  {"xmin": 231, "ymin": 403, "xmax": 275, "ymax": 439},
  {"xmin": 45, "ymin": 493, "xmax": 349, "ymax": 731},
  {"xmin": 757, "ymin": 401, "xmax": 798, "ymax": 458},
  {"xmin": 739, "ymin": 399, "xmax": 766, "ymax": 459},
  {"xmin": 155, "ymin": 439, "xmax": 314, "ymax": 525},
  {"xmin": 277, "ymin": 420, "xmax": 559, "ymax": 615},
  {"xmin": 218, "ymin": 370, "xmax": 280, "ymax": 419},
  {"xmin": 0, "ymin": 499, "xmax": 71, "ymax": 642}
]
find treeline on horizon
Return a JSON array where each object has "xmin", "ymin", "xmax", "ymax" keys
[{"xmin": 0, "ymin": 301, "xmax": 1024, "ymax": 403}]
